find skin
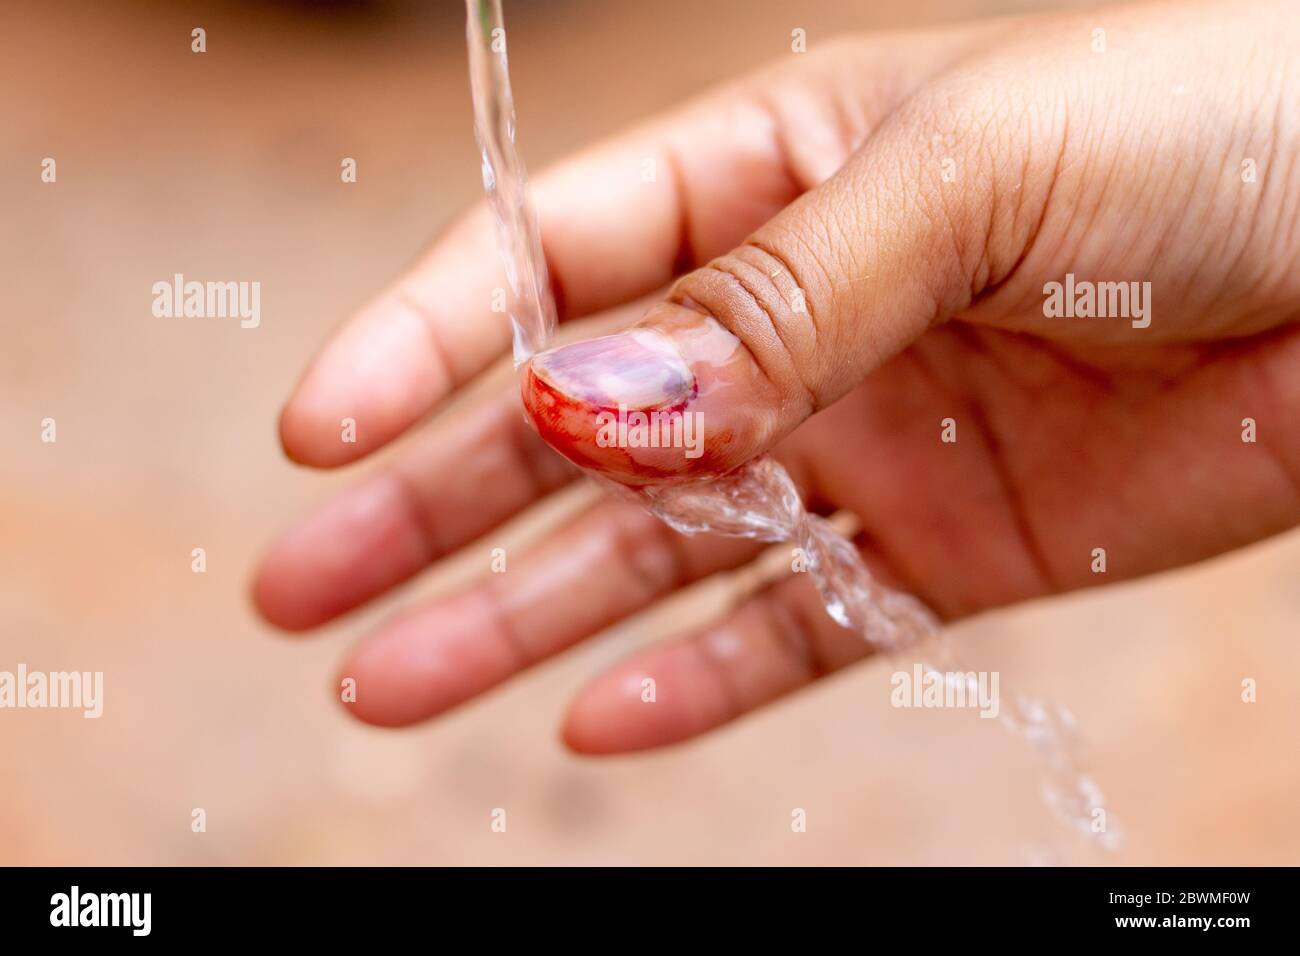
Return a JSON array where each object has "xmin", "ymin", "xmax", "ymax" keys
[{"xmin": 254, "ymin": 0, "xmax": 1300, "ymax": 752}]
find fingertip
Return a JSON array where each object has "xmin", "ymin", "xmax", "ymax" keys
[
  {"xmin": 276, "ymin": 390, "xmax": 370, "ymax": 469},
  {"xmin": 560, "ymin": 673, "xmax": 668, "ymax": 755},
  {"xmin": 253, "ymin": 475, "xmax": 436, "ymax": 633},
  {"xmin": 335, "ymin": 591, "xmax": 519, "ymax": 728},
  {"xmin": 560, "ymin": 687, "xmax": 619, "ymax": 755},
  {"xmin": 249, "ymin": 542, "xmax": 327, "ymax": 633},
  {"xmin": 277, "ymin": 292, "xmax": 454, "ymax": 468},
  {"xmin": 276, "ymin": 400, "xmax": 322, "ymax": 468},
  {"xmin": 560, "ymin": 688, "xmax": 631, "ymax": 755},
  {"xmin": 562, "ymin": 646, "xmax": 732, "ymax": 754},
  {"xmin": 335, "ymin": 636, "xmax": 427, "ymax": 728},
  {"xmin": 335, "ymin": 657, "xmax": 411, "ymax": 728}
]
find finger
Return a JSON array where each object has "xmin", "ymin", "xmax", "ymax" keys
[
  {"xmin": 253, "ymin": 389, "xmax": 574, "ymax": 631},
  {"xmin": 338, "ymin": 500, "xmax": 764, "ymax": 727},
  {"xmin": 520, "ymin": 62, "xmax": 1059, "ymax": 484},
  {"xmin": 255, "ymin": 300, "xmax": 661, "ymax": 631},
  {"xmin": 562, "ymin": 571, "xmax": 873, "ymax": 754},
  {"xmin": 279, "ymin": 33, "xmax": 986, "ymax": 467}
]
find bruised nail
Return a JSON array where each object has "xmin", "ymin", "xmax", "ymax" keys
[
  {"xmin": 528, "ymin": 329, "xmax": 696, "ymax": 412},
  {"xmin": 521, "ymin": 303, "xmax": 781, "ymax": 484}
]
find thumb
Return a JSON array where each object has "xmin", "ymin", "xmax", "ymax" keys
[{"xmin": 523, "ymin": 87, "xmax": 1036, "ymax": 484}]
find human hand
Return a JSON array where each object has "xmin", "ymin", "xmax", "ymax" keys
[{"xmin": 255, "ymin": 0, "xmax": 1300, "ymax": 751}]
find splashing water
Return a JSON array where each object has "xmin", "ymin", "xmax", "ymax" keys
[{"xmin": 464, "ymin": 0, "xmax": 1118, "ymax": 854}]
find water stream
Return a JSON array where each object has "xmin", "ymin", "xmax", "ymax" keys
[
  {"xmin": 464, "ymin": 0, "xmax": 1118, "ymax": 855},
  {"xmin": 465, "ymin": 0, "xmax": 556, "ymax": 366}
]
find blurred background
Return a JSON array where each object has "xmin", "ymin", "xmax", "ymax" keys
[{"xmin": 2, "ymin": 0, "xmax": 1297, "ymax": 865}]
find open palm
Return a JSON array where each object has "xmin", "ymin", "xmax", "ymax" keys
[{"xmin": 255, "ymin": 0, "xmax": 1299, "ymax": 751}]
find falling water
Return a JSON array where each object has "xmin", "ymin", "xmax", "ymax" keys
[
  {"xmin": 463, "ymin": 0, "xmax": 1118, "ymax": 854},
  {"xmin": 466, "ymin": 0, "xmax": 557, "ymax": 365}
]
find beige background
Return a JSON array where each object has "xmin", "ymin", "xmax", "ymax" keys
[{"xmin": 1, "ymin": 0, "xmax": 1296, "ymax": 865}]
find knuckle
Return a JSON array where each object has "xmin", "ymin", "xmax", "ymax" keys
[
  {"xmin": 607, "ymin": 506, "xmax": 683, "ymax": 597},
  {"xmin": 673, "ymin": 242, "xmax": 826, "ymax": 415},
  {"xmin": 902, "ymin": 72, "xmax": 1068, "ymax": 303}
]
